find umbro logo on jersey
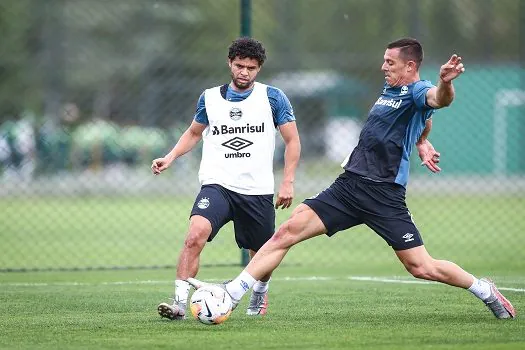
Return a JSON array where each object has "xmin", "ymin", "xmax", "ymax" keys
[
  {"xmin": 222, "ymin": 137, "xmax": 253, "ymax": 158},
  {"xmin": 402, "ymin": 233, "xmax": 414, "ymax": 242},
  {"xmin": 222, "ymin": 137, "xmax": 253, "ymax": 151},
  {"xmin": 212, "ymin": 122, "xmax": 265, "ymax": 136}
]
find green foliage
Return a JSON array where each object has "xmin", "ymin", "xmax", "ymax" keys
[
  {"xmin": 0, "ymin": 0, "xmax": 38, "ymax": 118},
  {"xmin": 0, "ymin": 0, "xmax": 522, "ymax": 122}
]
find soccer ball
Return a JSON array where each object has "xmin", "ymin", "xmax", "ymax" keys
[{"xmin": 190, "ymin": 285, "xmax": 232, "ymax": 325}]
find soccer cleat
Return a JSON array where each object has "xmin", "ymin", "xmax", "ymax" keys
[
  {"xmin": 246, "ymin": 291, "xmax": 268, "ymax": 316},
  {"xmin": 186, "ymin": 277, "xmax": 240, "ymax": 311},
  {"xmin": 157, "ymin": 301, "xmax": 186, "ymax": 320},
  {"xmin": 481, "ymin": 278, "xmax": 516, "ymax": 319},
  {"xmin": 186, "ymin": 277, "xmax": 206, "ymax": 289}
]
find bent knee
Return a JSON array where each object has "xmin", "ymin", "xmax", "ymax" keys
[
  {"xmin": 183, "ymin": 234, "xmax": 208, "ymax": 250},
  {"xmin": 270, "ymin": 221, "xmax": 297, "ymax": 248},
  {"xmin": 407, "ymin": 266, "xmax": 430, "ymax": 279},
  {"xmin": 185, "ymin": 220, "xmax": 212, "ymax": 249}
]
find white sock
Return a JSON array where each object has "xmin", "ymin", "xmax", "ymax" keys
[
  {"xmin": 252, "ymin": 279, "xmax": 270, "ymax": 294},
  {"xmin": 225, "ymin": 270, "xmax": 256, "ymax": 301},
  {"xmin": 467, "ymin": 276, "xmax": 492, "ymax": 301},
  {"xmin": 174, "ymin": 279, "xmax": 191, "ymax": 305}
]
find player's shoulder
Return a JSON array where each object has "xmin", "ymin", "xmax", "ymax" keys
[
  {"xmin": 262, "ymin": 83, "xmax": 289, "ymax": 100},
  {"xmin": 202, "ymin": 84, "xmax": 229, "ymax": 102},
  {"xmin": 412, "ymin": 79, "xmax": 435, "ymax": 90},
  {"xmin": 204, "ymin": 84, "xmax": 224, "ymax": 93}
]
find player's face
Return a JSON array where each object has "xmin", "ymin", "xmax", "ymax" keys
[
  {"xmin": 381, "ymin": 48, "xmax": 409, "ymax": 87},
  {"xmin": 229, "ymin": 57, "xmax": 261, "ymax": 91}
]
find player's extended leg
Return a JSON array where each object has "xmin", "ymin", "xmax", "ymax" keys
[
  {"xmin": 395, "ymin": 245, "xmax": 516, "ymax": 319},
  {"xmin": 246, "ymin": 204, "xmax": 325, "ymax": 279},
  {"xmin": 186, "ymin": 203, "xmax": 327, "ymax": 309},
  {"xmin": 158, "ymin": 215, "xmax": 212, "ymax": 320},
  {"xmin": 246, "ymin": 249, "xmax": 272, "ymax": 316},
  {"xmin": 228, "ymin": 204, "xmax": 326, "ymax": 305}
]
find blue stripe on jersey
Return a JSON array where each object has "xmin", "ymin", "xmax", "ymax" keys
[
  {"xmin": 193, "ymin": 85, "xmax": 295, "ymax": 126},
  {"xmin": 395, "ymin": 81, "xmax": 434, "ymax": 186}
]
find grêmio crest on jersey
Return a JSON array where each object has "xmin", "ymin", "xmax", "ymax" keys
[{"xmin": 229, "ymin": 107, "xmax": 243, "ymax": 120}]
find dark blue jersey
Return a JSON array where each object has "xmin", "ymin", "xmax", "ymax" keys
[{"xmin": 343, "ymin": 80, "xmax": 435, "ymax": 187}]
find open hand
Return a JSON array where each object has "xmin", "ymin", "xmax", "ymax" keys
[
  {"xmin": 439, "ymin": 54, "xmax": 465, "ymax": 83},
  {"xmin": 417, "ymin": 139, "xmax": 441, "ymax": 173}
]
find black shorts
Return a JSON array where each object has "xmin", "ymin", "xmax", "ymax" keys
[
  {"xmin": 303, "ymin": 171, "xmax": 423, "ymax": 250},
  {"xmin": 190, "ymin": 184, "xmax": 275, "ymax": 251}
]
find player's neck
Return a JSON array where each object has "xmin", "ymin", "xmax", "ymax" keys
[
  {"xmin": 400, "ymin": 73, "xmax": 421, "ymax": 86},
  {"xmin": 229, "ymin": 82, "xmax": 255, "ymax": 93},
  {"xmin": 390, "ymin": 72, "xmax": 421, "ymax": 87}
]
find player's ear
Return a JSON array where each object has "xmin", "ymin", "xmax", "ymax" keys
[{"xmin": 406, "ymin": 60, "xmax": 416, "ymax": 73}]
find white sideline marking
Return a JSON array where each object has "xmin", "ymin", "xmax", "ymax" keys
[
  {"xmin": 349, "ymin": 276, "xmax": 435, "ymax": 284},
  {"xmin": 2, "ymin": 276, "xmax": 525, "ymax": 293},
  {"xmin": 347, "ymin": 276, "xmax": 525, "ymax": 293}
]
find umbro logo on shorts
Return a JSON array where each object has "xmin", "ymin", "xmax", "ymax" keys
[{"xmin": 402, "ymin": 233, "xmax": 414, "ymax": 242}]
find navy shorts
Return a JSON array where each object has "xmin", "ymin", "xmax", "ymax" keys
[
  {"xmin": 303, "ymin": 171, "xmax": 423, "ymax": 250},
  {"xmin": 190, "ymin": 184, "xmax": 275, "ymax": 251}
]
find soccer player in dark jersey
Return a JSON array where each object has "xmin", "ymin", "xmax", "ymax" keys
[
  {"xmin": 188, "ymin": 38, "xmax": 515, "ymax": 320},
  {"xmin": 152, "ymin": 37, "xmax": 300, "ymax": 320}
]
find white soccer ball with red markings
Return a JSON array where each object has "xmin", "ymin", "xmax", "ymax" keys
[{"xmin": 190, "ymin": 285, "xmax": 232, "ymax": 325}]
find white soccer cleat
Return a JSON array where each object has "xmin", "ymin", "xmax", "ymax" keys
[
  {"xmin": 246, "ymin": 291, "xmax": 268, "ymax": 316},
  {"xmin": 481, "ymin": 278, "xmax": 516, "ymax": 319},
  {"xmin": 157, "ymin": 301, "xmax": 186, "ymax": 320},
  {"xmin": 186, "ymin": 277, "xmax": 206, "ymax": 289},
  {"xmin": 186, "ymin": 277, "xmax": 240, "ymax": 311}
]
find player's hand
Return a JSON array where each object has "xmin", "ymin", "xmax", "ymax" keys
[
  {"xmin": 417, "ymin": 139, "xmax": 441, "ymax": 173},
  {"xmin": 151, "ymin": 157, "xmax": 172, "ymax": 175},
  {"xmin": 275, "ymin": 181, "xmax": 294, "ymax": 209},
  {"xmin": 439, "ymin": 54, "xmax": 465, "ymax": 83}
]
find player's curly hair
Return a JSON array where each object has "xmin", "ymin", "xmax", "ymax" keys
[{"xmin": 228, "ymin": 37, "xmax": 266, "ymax": 66}]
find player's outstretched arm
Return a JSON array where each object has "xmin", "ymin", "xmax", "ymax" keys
[
  {"xmin": 275, "ymin": 121, "xmax": 301, "ymax": 209},
  {"xmin": 151, "ymin": 120, "xmax": 206, "ymax": 175},
  {"xmin": 426, "ymin": 54, "xmax": 465, "ymax": 109}
]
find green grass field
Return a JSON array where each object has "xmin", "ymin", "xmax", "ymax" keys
[{"xmin": 1, "ymin": 194, "xmax": 524, "ymax": 349}]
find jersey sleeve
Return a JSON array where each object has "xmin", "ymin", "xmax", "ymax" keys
[
  {"xmin": 267, "ymin": 86, "xmax": 296, "ymax": 126},
  {"xmin": 412, "ymin": 80, "xmax": 435, "ymax": 110},
  {"xmin": 193, "ymin": 92, "xmax": 209, "ymax": 125}
]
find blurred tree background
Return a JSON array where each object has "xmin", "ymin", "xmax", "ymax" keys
[
  {"xmin": 0, "ymin": 0, "xmax": 523, "ymax": 271},
  {"xmin": 0, "ymin": 0, "xmax": 522, "ymax": 123}
]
